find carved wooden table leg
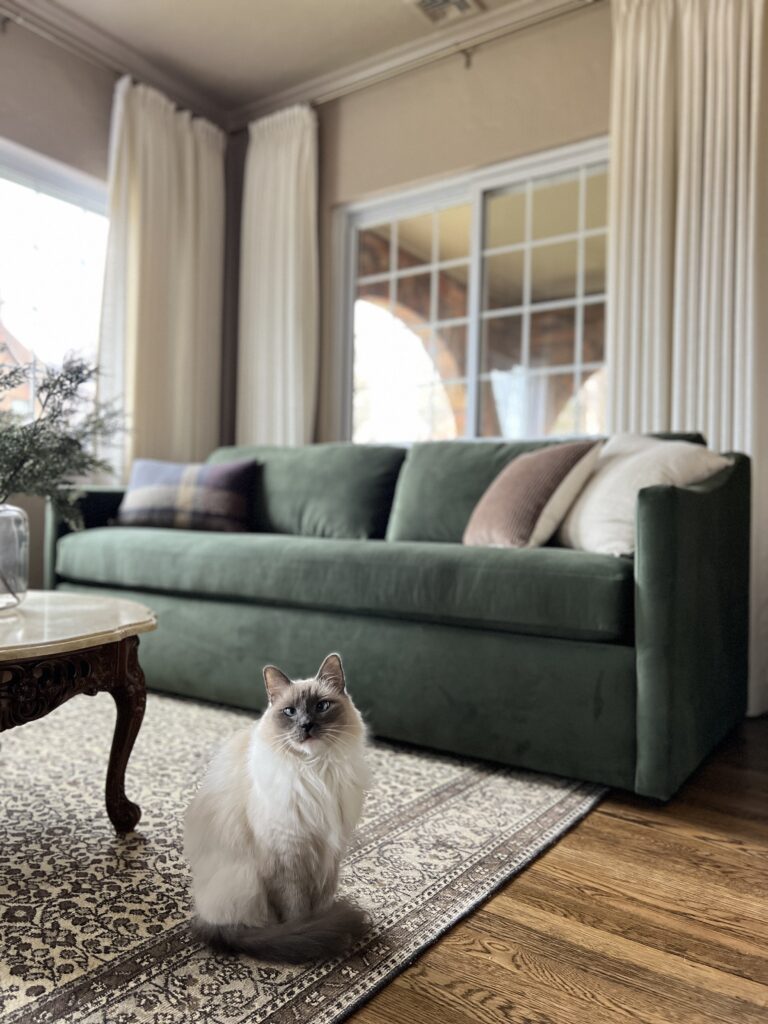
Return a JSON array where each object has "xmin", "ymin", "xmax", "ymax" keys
[
  {"xmin": 0, "ymin": 591, "xmax": 156, "ymax": 834},
  {"xmin": 105, "ymin": 636, "xmax": 147, "ymax": 832}
]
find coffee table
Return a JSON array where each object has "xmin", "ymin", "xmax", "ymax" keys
[{"xmin": 0, "ymin": 590, "xmax": 156, "ymax": 832}]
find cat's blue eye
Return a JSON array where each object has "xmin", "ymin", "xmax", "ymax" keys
[
  {"xmin": 316, "ymin": 699, "xmax": 331, "ymax": 713},
  {"xmin": 283, "ymin": 706, "xmax": 297, "ymax": 718}
]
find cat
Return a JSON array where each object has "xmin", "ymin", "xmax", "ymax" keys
[{"xmin": 183, "ymin": 652, "xmax": 370, "ymax": 963}]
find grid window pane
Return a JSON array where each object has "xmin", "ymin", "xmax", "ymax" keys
[
  {"xmin": 357, "ymin": 225, "xmax": 390, "ymax": 276},
  {"xmin": 532, "ymin": 177, "xmax": 579, "ymax": 239},
  {"xmin": 530, "ymin": 307, "xmax": 576, "ymax": 368},
  {"xmin": 353, "ymin": 300, "xmax": 442, "ymax": 443},
  {"xmin": 531, "ymin": 241, "xmax": 577, "ymax": 304},
  {"xmin": 432, "ymin": 380, "xmax": 467, "ymax": 438},
  {"xmin": 583, "ymin": 302, "xmax": 605, "ymax": 362},
  {"xmin": 485, "ymin": 189, "xmax": 525, "ymax": 249},
  {"xmin": 395, "ymin": 272, "xmax": 431, "ymax": 323},
  {"xmin": 397, "ymin": 214, "xmax": 433, "ymax": 268},
  {"xmin": 527, "ymin": 372, "xmax": 577, "ymax": 436},
  {"xmin": 435, "ymin": 324, "xmax": 468, "ymax": 379},
  {"xmin": 481, "ymin": 316, "xmax": 522, "ymax": 374},
  {"xmin": 438, "ymin": 264, "xmax": 468, "ymax": 320},
  {"xmin": 438, "ymin": 205, "xmax": 471, "ymax": 261},
  {"xmin": 478, "ymin": 373, "xmax": 527, "ymax": 439},
  {"xmin": 584, "ymin": 234, "xmax": 606, "ymax": 295},
  {"xmin": 483, "ymin": 251, "xmax": 524, "ymax": 310},
  {"xmin": 577, "ymin": 366, "xmax": 607, "ymax": 434},
  {"xmin": 357, "ymin": 280, "xmax": 389, "ymax": 304},
  {"xmin": 586, "ymin": 169, "xmax": 608, "ymax": 229}
]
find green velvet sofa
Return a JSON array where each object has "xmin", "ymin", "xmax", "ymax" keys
[{"xmin": 44, "ymin": 436, "xmax": 750, "ymax": 800}]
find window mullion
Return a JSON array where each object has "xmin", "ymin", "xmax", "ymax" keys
[
  {"xmin": 521, "ymin": 180, "xmax": 533, "ymax": 435},
  {"xmin": 466, "ymin": 183, "xmax": 484, "ymax": 438},
  {"xmin": 574, "ymin": 166, "xmax": 587, "ymax": 432}
]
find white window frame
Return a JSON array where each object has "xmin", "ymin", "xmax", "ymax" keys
[
  {"xmin": 0, "ymin": 136, "xmax": 107, "ymax": 215},
  {"xmin": 333, "ymin": 135, "xmax": 609, "ymax": 442}
]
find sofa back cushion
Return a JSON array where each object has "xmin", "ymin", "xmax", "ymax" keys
[
  {"xmin": 386, "ymin": 433, "xmax": 709, "ymax": 543},
  {"xmin": 207, "ymin": 443, "xmax": 405, "ymax": 539},
  {"xmin": 386, "ymin": 440, "xmax": 559, "ymax": 543}
]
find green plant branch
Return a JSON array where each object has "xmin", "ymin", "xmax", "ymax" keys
[{"xmin": 0, "ymin": 351, "xmax": 120, "ymax": 527}]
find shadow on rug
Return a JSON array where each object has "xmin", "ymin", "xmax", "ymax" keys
[{"xmin": 0, "ymin": 693, "xmax": 604, "ymax": 1023}]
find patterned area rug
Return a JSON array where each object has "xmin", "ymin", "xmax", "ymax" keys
[{"xmin": 0, "ymin": 692, "xmax": 604, "ymax": 1024}]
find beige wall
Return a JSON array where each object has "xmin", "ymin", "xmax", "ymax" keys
[
  {"xmin": 316, "ymin": 1, "xmax": 612, "ymax": 440},
  {"xmin": 0, "ymin": 22, "xmax": 116, "ymax": 179}
]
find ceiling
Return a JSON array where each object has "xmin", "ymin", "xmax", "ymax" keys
[{"xmin": 51, "ymin": 0, "xmax": 514, "ymax": 111}]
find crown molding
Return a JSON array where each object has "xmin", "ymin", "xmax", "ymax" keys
[
  {"xmin": 0, "ymin": 0, "xmax": 600, "ymax": 135},
  {"xmin": 0, "ymin": 0, "xmax": 228, "ymax": 126},
  {"xmin": 226, "ymin": 0, "xmax": 600, "ymax": 129}
]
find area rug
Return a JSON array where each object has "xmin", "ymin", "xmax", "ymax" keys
[{"xmin": 0, "ymin": 692, "xmax": 604, "ymax": 1024}]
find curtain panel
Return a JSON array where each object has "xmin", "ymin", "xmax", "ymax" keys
[
  {"xmin": 607, "ymin": 0, "xmax": 768, "ymax": 714},
  {"xmin": 236, "ymin": 104, "xmax": 319, "ymax": 446},
  {"xmin": 99, "ymin": 76, "xmax": 226, "ymax": 472}
]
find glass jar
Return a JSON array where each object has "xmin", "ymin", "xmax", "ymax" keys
[{"xmin": 0, "ymin": 504, "xmax": 29, "ymax": 612}]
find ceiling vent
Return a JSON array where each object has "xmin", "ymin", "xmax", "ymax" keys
[{"xmin": 409, "ymin": 0, "xmax": 487, "ymax": 25}]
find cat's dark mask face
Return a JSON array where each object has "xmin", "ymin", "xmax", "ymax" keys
[
  {"xmin": 270, "ymin": 686, "xmax": 345, "ymax": 747},
  {"xmin": 262, "ymin": 654, "xmax": 355, "ymax": 755}
]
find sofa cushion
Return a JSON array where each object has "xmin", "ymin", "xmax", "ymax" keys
[
  {"xmin": 207, "ymin": 443, "xmax": 405, "ymax": 539},
  {"xmin": 56, "ymin": 528, "xmax": 635, "ymax": 644},
  {"xmin": 387, "ymin": 440, "xmax": 558, "ymax": 542}
]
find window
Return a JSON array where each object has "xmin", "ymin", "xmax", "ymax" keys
[
  {"xmin": 343, "ymin": 139, "xmax": 608, "ymax": 443},
  {"xmin": 0, "ymin": 138, "xmax": 109, "ymax": 416}
]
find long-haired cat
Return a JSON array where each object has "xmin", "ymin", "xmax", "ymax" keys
[{"xmin": 183, "ymin": 653, "xmax": 369, "ymax": 963}]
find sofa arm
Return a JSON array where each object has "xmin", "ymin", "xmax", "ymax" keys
[
  {"xmin": 634, "ymin": 454, "xmax": 750, "ymax": 799},
  {"xmin": 43, "ymin": 487, "xmax": 125, "ymax": 590}
]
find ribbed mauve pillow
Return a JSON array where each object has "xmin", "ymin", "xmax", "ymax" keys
[{"xmin": 463, "ymin": 440, "xmax": 603, "ymax": 549}]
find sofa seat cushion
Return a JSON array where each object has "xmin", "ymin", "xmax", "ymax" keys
[{"xmin": 56, "ymin": 528, "xmax": 634, "ymax": 644}]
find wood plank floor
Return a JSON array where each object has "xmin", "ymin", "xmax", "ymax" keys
[{"xmin": 350, "ymin": 719, "xmax": 768, "ymax": 1024}]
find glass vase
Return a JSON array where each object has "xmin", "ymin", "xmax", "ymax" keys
[{"xmin": 0, "ymin": 504, "xmax": 29, "ymax": 612}]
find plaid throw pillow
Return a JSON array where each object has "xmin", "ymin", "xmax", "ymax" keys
[{"xmin": 117, "ymin": 458, "xmax": 259, "ymax": 532}]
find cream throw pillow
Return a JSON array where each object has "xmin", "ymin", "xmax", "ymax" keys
[{"xmin": 558, "ymin": 434, "xmax": 732, "ymax": 556}]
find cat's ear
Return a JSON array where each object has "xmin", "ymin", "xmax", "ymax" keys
[
  {"xmin": 263, "ymin": 665, "xmax": 292, "ymax": 703},
  {"xmin": 316, "ymin": 653, "xmax": 346, "ymax": 694}
]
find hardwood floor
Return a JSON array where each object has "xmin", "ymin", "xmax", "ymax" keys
[{"xmin": 350, "ymin": 719, "xmax": 768, "ymax": 1024}]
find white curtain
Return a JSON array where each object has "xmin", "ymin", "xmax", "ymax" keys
[
  {"xmin": 99, "ymin": 76, "xmax": 226, "ymax": 472},
  {"xmin": 607, "ymin": 0, "xmax": 768, "ymax": 714},
  {"xmin": 237, "ymin": 105, "xmax": 318, "ymax": 445}
]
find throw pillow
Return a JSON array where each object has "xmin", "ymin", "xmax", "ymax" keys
[
  {"xmin": 117, "ymin": 458, "xmax": 259, "ymax": 531},
  {"xmin": 463, "ymin": 440, "xmax": 603, "ymax": 548},
  {"xmin": 558, "ymin": 434, "xmax": 733, "ymax": 555}
]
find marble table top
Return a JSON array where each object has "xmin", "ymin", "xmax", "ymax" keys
[{"xmin": 0, "ymin": 591, "xmax": 157, "ymax": 661}]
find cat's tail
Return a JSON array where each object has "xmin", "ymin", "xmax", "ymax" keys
[{"xmin": 193, "ymin": 899, "xmax": 368, "ymax": 964}]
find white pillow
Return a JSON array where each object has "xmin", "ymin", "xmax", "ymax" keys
[{"xmin": 557, "ymin": 434, "xmax": 732, "ymax": 556}]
